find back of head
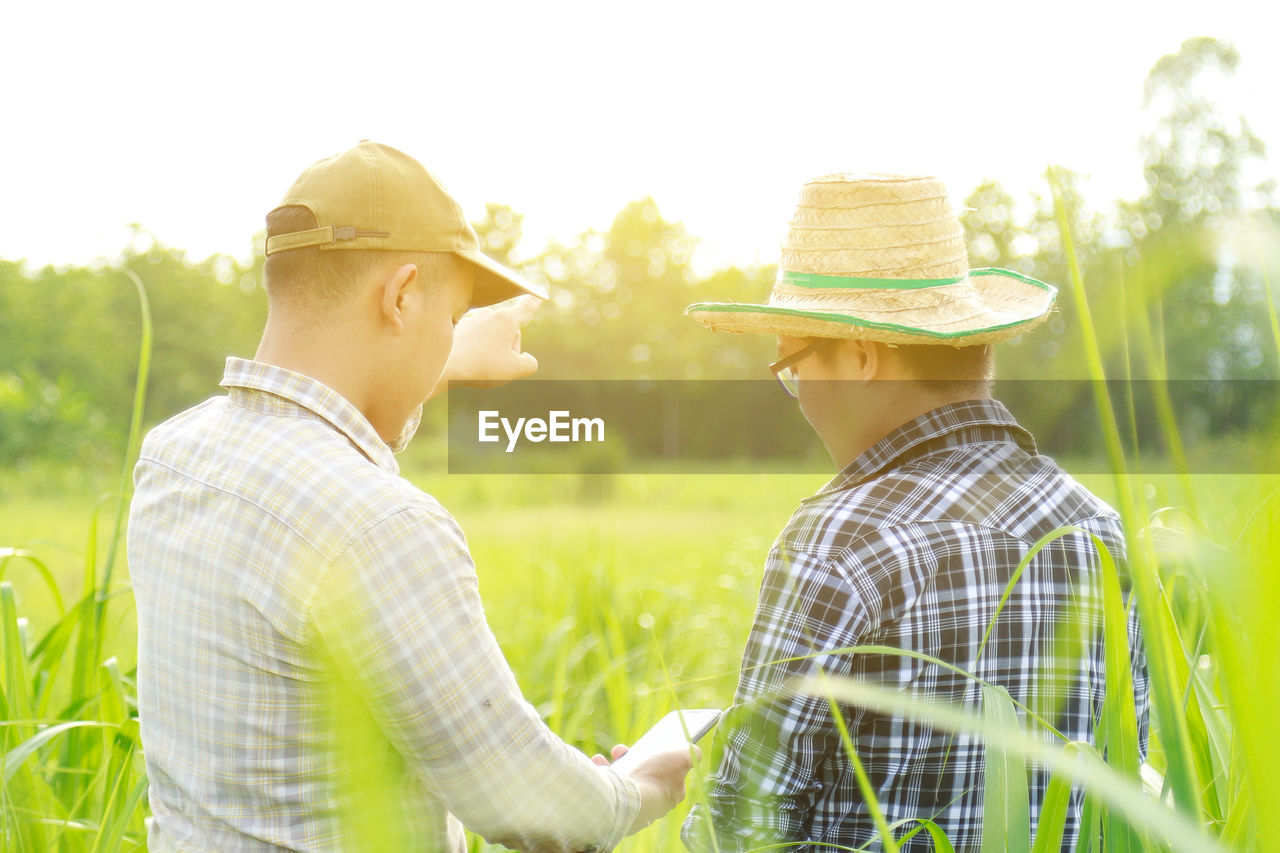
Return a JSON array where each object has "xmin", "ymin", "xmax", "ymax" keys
[
  {"xmin": 891, "ymin": 342, "xmax": 995, "ymax": 398},
  {"xmin": 808, "ymin": 337, "xmax": 995, "ymax": 401},
  {"xmin": 263, "ymin": 205, "xmax": 445, "ymax": 319}
]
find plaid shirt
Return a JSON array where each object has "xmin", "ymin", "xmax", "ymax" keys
[
  {"xmin": 128, "ymin": 357, "xmax": 639, "ymax": 852},
  {"xmin": 683, "ymin": 399, "xmax": 1150, "ymax": 852}
]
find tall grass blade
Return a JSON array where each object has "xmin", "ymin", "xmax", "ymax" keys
[
  {"xmin": 1, "ymin": 584, "xmax": 34, "ymax": 745},
  {"xmin": 646, "ymin": 622, "xmax": 711, "ymax": 853},
  {"xmin": 821, "ymin": 686, "xmax": 900, "ymax": 853},
  {"xmin": 62, "ymin": 498, "xmax": 104, "ymax": 808},
  {"xmin": 980, "ymin": 683, "xmax": 1031, "ymax": 853},
  {"xmin": 794, "ymin": 674, "xmax": 1224, "ymax": 853},
  {"xmin": 92, "ymin": 773, "xmax": 148, "ymax": 853},
  {"xmin": 1, "ymin": 581, "xmax": 51, "ymax": 853},
  {"xmin": 1030, "ymin": 751, "xmax": 1076, "ymax": 853},
  {"xmin": 887, "ymin": 818, "xmax": 957, "ymax": 853},
  {"xmin": 1091, "ymin": 534, "xmax": 1142, "ymax": 853},
  {"xmin": 1127, "ymin": 264, "xmax": 1198, "ymax": 519},
  {"xmin": 1047, "ymin": 165, "xmax": 1203, "ymax": 819},
  {"xmin": 3, "ymin": 721, "xmax": 112, "ymax": 786},
  {"xmin": 1117, "ymin": 265, "xmax": 1141, "ymax": 464},
  {"xmin": 29, "ymin": 593, "xmax": 93, "ymax": 718},
  {"xmin": 1202, "ymin": 497, "xmax": 1280, "ymax": 842},
  {"xmin": 99, "ymin": 266, "xmax": 152, "ymax": 598},
  {"xmin": 975, "ymin": 526, "xmax": 1092, "ymax": 665},
  {"xmin": 1075, "ymin": 790, "xmax": 1100, "ymax": 853},
  {"xmin": 90, "ymin": 719, "xmax": 141, "ymax": 853},
  {"xmin": 0, "ymin": 549, "xmax": 66, "ymax": 617},
  {"xmin": 1218, "ymin": 781, "xmax": 1253, "ymax": 848},
  {"xmin": 1187, "ymin": 662, "xmax": 1230, "ymax": 825},
  {"xmin": 597, "ymin": 600, "xmax": 632, "ymax": 743}
]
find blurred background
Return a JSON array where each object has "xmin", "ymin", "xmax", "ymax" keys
[
  {"xmin": 3, "ymin": 6, "xmax": 1279, "ymax": 850},
  {"xmin": 3, "ymin": 29, "xmax": 1276, "ymax": 476}
]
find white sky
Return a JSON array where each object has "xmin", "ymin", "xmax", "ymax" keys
[{"xmin": 2, "ymin": 0, "xmax": 1276, "ymax": 272}]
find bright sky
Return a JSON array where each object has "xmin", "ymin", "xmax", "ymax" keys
[{"xmin": 3, "ymin": 0, "xmax": 1275, "ymax": 272}]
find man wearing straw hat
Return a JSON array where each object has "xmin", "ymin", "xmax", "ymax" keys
[
  {"xmin": 128, "ymin": 141, "xmax": 693, "ymax": 852},
  {"xmin": 680, "ymin": 174, "xmax": 1149, "ymax": 851}
]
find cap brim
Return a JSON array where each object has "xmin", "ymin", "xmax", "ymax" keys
[{"xmin": 456, "ymin": 248, "xmax": 547, "ymax": 308}]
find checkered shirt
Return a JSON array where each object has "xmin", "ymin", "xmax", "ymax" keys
[
  {"xmin": 683, "ymin": 398, "xmax": 1150, "ymax": 852},
  {"xmin": 128, "ymin": 357, "xmax": 639, "ymax": 852}
]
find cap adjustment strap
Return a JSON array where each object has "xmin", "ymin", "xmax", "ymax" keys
[
  {"xmin": 332, "ymin": 226, "xmax": 391, "ymax": 241},
  {"xmin": 265, "ymin": 225, "xmax": 393, "ymax": 255}
]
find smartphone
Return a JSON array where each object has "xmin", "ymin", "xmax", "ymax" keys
[{"xmin": 609, "ymin": 709, "xmax": 722, "ymax": 774}]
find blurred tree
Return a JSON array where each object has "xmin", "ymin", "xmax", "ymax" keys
[
  {"xmin": 512, "ymin": 197, "xmax": 773, "ymax": 380},
  {"xmin": 1137, "ymin": 36, "xmax": 1269, "ymax": 232},
  {"xmin": 961, "ymin": 173, "xmax": 1102, "ymax": 381},
  {"xmin": 960, "ymin": 180, "xmax": 1022, "ymax": 272},
  {"xmin": 962, "ymin": 174, "xmax": 1107, "ymax": 450},
  {"xmin": 472, "ymin": 202, "xmax": 524, "ymax": 268},
  {"xmin": 0, "ymin": 233, "xmax": 266, "ymax": 468},
  {"xmin": 1129, "ymin": 36, "xmax": 1274, "ymax": 385},
  {"xmin": 7, "ymin": 34, "xmax": 1278, "ymax": 471}
]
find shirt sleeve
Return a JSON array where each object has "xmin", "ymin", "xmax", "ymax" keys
[
  {"xmin": 682, "ymin": 541, "xmax": 875, "ymax": 852},
  {"xmin": 311, "ymin": 500, "xmax": 639, "ymax": 852}
]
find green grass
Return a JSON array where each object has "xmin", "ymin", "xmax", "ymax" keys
[
  {"xmin": 4, "ymin": 468, "xmax": 1278, "ymax": 851},
  {"xmin": 4, "ymin": 237, "xmax": 1280, "ymax": 852}
]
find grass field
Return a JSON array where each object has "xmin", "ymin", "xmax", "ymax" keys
[
  {"xmin": 4, "ymin": 448, "xmax": 1279, "ymax": 850},
  {"xmin": 0, "ymin": 458, "xmax": 826, "ymax": 851}
]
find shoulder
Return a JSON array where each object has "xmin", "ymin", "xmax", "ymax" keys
[
  {"xmin": 139, "ymin": 395, "xmax": 225, "ymax": 454},
  {"xmin": 790, "ymin": 446, "xmax": 1122, "ymax": 554},
  {"xmin": 338, "ymin": 484, "xmax": 464, "ymax": 559},
  {"xmin": 779, "ymin": 472, "xmax": 953, "ymax": 564},
  {"xmin": 137, "ymin": 396, "xmax": 455, "ymax": 563},
  {"xmin": 769, "ymin": 498, "xmax": 941, "ymax": 628},
  {"xmin": 776, "ymin": 454, "xmax": 1125, "ymax": 623},
  {"xmin": 320, "ymin": 488, "xmax": 473, "ymax": 600}
]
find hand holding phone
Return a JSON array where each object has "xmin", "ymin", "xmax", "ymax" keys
[
  {"xmin": 610, "ymin": 709, "xmax": 721, "ymax": 774},
  {"xmin": 602, "ymin": 709, "xmax": 720, "ymax": 836}
]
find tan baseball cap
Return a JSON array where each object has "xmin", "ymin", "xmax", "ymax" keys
[{"xmin": 265, "ymin": 140, "xmax": 546, "ymax": 307}]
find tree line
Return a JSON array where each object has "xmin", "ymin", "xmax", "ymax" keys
[{"xmin": 1, "ymin": 37, "xmax": 1275, "ymax": 470}]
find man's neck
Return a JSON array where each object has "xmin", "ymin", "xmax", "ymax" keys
[
  {"xmin": 827, "ymin": 387, "xmax": 992, "ymax": 472},
  {"xmin": 253, "ymin": 318, "xmax": 394, "ymax": 439}
]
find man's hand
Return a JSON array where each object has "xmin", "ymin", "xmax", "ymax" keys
[
  {"xmin": 431, "ymin": 296, "xmax": 541, "ymax": 397},
  {"xmin": 592, "ymin": 743, "xmax": 698, "ymax": 836}
]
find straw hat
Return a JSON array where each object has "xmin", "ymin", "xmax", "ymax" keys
[{"xmin": 686, "ymin": 174, "xmax": 1056, "ymax": 345}]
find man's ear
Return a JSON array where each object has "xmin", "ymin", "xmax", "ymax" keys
[
  {"xmin": 379, "ymin": 263, "xmax": 419, "ymax": 334},
  {"xmin": 842, "ymin": 339, "xmax": 881, "ymax": 380}
]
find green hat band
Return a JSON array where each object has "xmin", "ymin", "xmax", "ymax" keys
[{"xmin": 781, "ymin": 270, "xmax": 965, "ymax": 290}]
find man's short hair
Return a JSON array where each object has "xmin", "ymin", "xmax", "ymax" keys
[
  {"xmin": 893, "ymin": 342, "xmax": 994, "ymax": 397},
  {"xmin": 815, "ymin": 338, "xmax": 994, "ymax": 397},
  {"xmin": 264, "ymin": 205, "xmax": 452, "ymax": 313}
]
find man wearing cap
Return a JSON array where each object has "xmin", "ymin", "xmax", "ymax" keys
[
  {"xmin": 680, "ymin": 175, "xmax": 1149, "ymax": 851},
  {"xmin": 127, "ymin": 141, "xmax": 692, "ymax": 852}
]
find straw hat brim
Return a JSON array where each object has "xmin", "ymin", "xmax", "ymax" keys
[{"xmin": 686, "ymin": 267, "xmax": 1057, "ymax": 346}]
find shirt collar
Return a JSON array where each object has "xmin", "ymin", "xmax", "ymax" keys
[
  {"xmin": 220, "ymin": 357, "xmax": 399, "ymax": 474},
  {"xmin": 810, "ymin": 398, "xmax": 1037, "ymax": 500}
]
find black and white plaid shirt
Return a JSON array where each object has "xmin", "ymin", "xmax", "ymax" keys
[{"xmin": 683, "ymin": 398, "xmax": 1150, "ymax": 852}]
